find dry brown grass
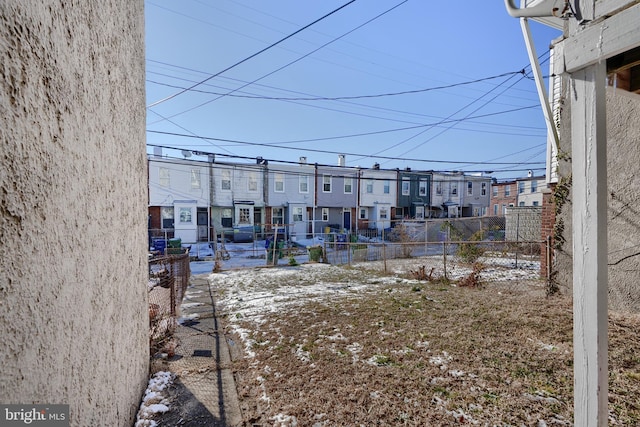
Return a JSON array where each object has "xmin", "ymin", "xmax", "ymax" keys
[{"xmin": 221, "ymin": 268, "xmax": 640, "ymax": 426}]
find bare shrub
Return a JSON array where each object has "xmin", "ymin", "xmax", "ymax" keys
[
  {"xmin": 410, "ymin": 265, "xmax": 435, "ymax": 281},
  {"xmin": 458, "ymin": 262, "xmax": 485, "ymax": 287}
]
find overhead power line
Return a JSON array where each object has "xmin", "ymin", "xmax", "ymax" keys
[
  {"xmin": 146, "ymin": 70, "xmax": 524, "ymax": 101},
  {"xmin": 152, "ymin": 0, "xmax": 409, "ymax": 123},
  {"xmin": 147, "ymin": 0, "xmax": 356, "ymax": 108},
  {"xmin": 146, "ymin": 137, "xmax": 544, "ymax": 167}
]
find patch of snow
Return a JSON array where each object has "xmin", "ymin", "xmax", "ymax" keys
[
  {"xmin": 271, "ymin": 413, "xmax": 298, "ymax": 427},
  {"xmin": 135, "ymin": 371, "xmax": 173, "ymax": 427}
]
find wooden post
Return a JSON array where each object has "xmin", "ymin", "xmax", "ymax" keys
[{"xmin": 571, "ymin": 62, "xmax": 608, "ymax": 427}]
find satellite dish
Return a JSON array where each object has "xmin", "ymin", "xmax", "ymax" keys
[{"xmin": 181, "ymin": 150, "xmax": 192, "ymax": 158}]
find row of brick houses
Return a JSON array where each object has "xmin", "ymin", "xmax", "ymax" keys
[
  {"xmin": 489, "ymin": 173, "xmax": 549, "ymax": 216},
  {"xmin": 147, "ymin": 149, "xmax": 494, "ymax": 243}
]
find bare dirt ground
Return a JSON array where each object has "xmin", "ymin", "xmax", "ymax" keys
[{"xmin": 212, "ymin": 262, "xmax": 640, "ymax": 426}]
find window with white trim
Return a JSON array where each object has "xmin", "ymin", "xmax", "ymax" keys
[
  {"xmin": 159, "ymin": 168, "xmax": 170, "ymax": 187},
  {"xmin": 238, "ymin": 208, "xmax": 251, "ymax": 224},
  {"xmin": 190, "ymin": 169, "xmax": 201, "ymax": 189},
  {"xmin": 275, "ymin": 173, "xmax": 284, "ymax": 192},
  {"xmin": 383, "ymin": 180, "xmax": 390, "ymax": 194},
  {"xmin": 401, "ymin": 178, "xmax": 410, "ymax": 196},
  {"xmin": 272, "ymin": 207, "xmax": 284, "ymax": 225},
  {"xmin": 419, "ymin": 180, "xmax": 427, "ymax": 197},
  {"xmin": 322, "ymin": 208, "xmax": 329, "ymax": 221},
  {"xmin": 299, "ymin": 175, "xmax": 308, "ymax": 193},
  {"xmin": 323, "ymin": 175, "xmax": 332, "ymax": 193},
  {"xmin": 344, "ymin": 178, "xmax": 353, "ymax": 194},
  {"xmin": 366, "ymin": 180, "xmax": 373, "ymax": 194},
  {"xmin": 467, "ymin": 181, "xmax": 473, "ymax": 195},
  {"xmin": 481, "ymin": 182, "xmax": 487, "ymax": 196},
  {"xmin": 221, "ymin": 169, "xmax": 231, "ymax": 190},
  {"xmin": 248, "ymin": 172, "xmax": 258, "ymax": 192},
  {"xmin": 293, "ymin": 207, "xmax": 303, "ymax": 222}
]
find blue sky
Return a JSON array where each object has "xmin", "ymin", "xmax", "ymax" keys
[{"xmin": 145, "ymin": 0, "xmax": 561, "ymax": 180}]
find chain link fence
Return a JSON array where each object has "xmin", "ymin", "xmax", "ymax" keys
[
  {"xmin": 318, "ymin": 215, "xmax": 548, "ymax": 292},
  {"xmin": 148, "ymin": 254, "xmax": 190, "ymax": 353}
]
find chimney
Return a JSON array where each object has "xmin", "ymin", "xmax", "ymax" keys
[
  {"xmin": 373, "ymin": 163, "xmax": 380, "ymax": 170},
  {"xmin": 338, "ymin": 154, "xmax": 345, "ymax": 167},
  {"xmin": 153, "ymin": 146, "xmax": 162, "ymax": 158},
  {"xmin": 299, "ymin": 156, "xmax": 307, "ymax": 164}
]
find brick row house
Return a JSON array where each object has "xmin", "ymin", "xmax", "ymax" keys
[
  {"xmin": 488, "ymin": 173, "xmax": 549, "ymax": 216},
  {"xmin": 148, "ymin": 150, "xmax": 492, "ymax": 243}
]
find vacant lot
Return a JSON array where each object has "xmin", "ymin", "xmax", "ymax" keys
[{"xmin": 212, "ymin": 262, "xmax": 640, "ymax": 426}]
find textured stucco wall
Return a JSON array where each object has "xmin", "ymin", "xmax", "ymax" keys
[
  {"xmin": 0, "ymin": 2, "xmax": 148, "ymax": 426},
  {"xmin": 554, "ymin": 86, "xmax": 640, "ymax": 313}
]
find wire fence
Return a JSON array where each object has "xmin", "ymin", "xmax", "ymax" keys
[{"xmin": 148, "ymin": 254, "xmax": 190, "ymax": 354}]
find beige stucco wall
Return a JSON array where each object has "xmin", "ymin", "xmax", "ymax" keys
[
  {"xmin": 0, "ymin": 1, "xmax": 148, "ymax": 426},
  {"xmin": 554, "ymin": 86, "xmax": 640, "ymax": 314}
]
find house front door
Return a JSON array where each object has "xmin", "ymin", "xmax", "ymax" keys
[{"xmin": 343, "ymin": 209, "xmax": 351, "ymax": 231}]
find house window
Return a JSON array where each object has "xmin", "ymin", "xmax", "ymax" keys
[
  {"xmin": 494, "ymin": 204, "xmax": 498, "ymax": 215},
  {"xmin": 467, "ymin": 182, "xmax": 473, "ymax": 195},
  {"xmin": 221, "ymin": 208, "xmax": 233, "ymax": 228},
  {"xmin": 419, "ymin": 180, "xmax": 427, "ymax": 197},
  {"xmin": 321, "ymin": 208, "xmax": 329, "ymax": 221},
  {"xmin": 248, "ymin": 172, "xmax": 258, "ymax": 192},
  {"xmin": 481, "ymin": 182, "xmax": 487, "ymax": 196},
  {"xmin": 159, "ymin": 167, "xmax": 170, "ymax": 187},
  {"xmin": 366, "ymin": 180, "xmax": 373, "ymax": 194},
  {"xmin": 161, "ymin": 207, "xmax": 174, "ymax": 229},
  {"xmin": 531, "ymin": 180, "xmax": 537, "ymax": 193},
  {"xmin": 519, "ymin": 201, "xmax": 525, "ymax": 206},
  {"xmin": 344, "ymin": 178, "xmax": 353, "ymax": 194},
  {"xmin": 436, "ymin": 181, "xmax": 442, "ymax": 195},
  {"xmin": 518, "ymin": 182, "xmax": 525, "ymax": 194},
  {"xmin": 238, "ymin": 208, "xmax": 251, "ymax": 224},
  {"xmin": 272, "ymin": 207, "xmax": 284, "ymax": 225},
  {"xmin": 221, "ymin": 170, "xmax": 231, "ymax": 190},
  {"xmin": 379, "ymin": 207, "xmax": 388, "ymax": 220},
  {"xmin": 492, "ymin": 186, "xmax": 498, "ymax": 197},
  {"xmin": 383, "ymin": 180, "xmax": 390, "ymax": 194},
  {"xmin": 323, "ymin": 175, "xmax": 332, "ymax": 193},
  {"xmin": 502, "ymin": 204, "xmax": 507, "ymax": 215},
  {"xmin": 451, "ymin": 183, "xmax": 458, "ymax": 195},
  {"xmin": 359, "ymin": 208, "xmax": 367, "ymax": 220},
  {"xmin": 191, "ymin": 169, "xmax": 201, "ymax": 189},
  {"xmin": 293, "ymin": 207, "xmax": 303, "ymax": 222},
  {"xmin": 299, "ymin": 175, "xmax": 308, "ymax": 193},
  {"xmin": 402, "ymin": 178, "xmax": 410, "ymax": 196},
  {"xmin": 179, "ymin": 207, "xmax": 193, "ymax": 223},
  {"xmin": 533, "ymin": 201, "xmax": 539, "ymax": 206},
  {"xmin": 415, "ymin": 206, "xmax": 425, "ymax": 219},
  {"xmin": 275, "ymin": 173, "xmax": 284, "ymax": 192},
  {"xmin": 505, "ymin": 185, "xmax": 511, "ymax": 196}
]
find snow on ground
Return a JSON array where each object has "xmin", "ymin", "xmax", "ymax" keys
[{"xmin": 135, "ymin": 371, "xmax": 174, "ymax": 427}]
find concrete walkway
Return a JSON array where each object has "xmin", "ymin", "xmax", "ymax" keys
[{"xmin": 160, "ymin": 274, "xmax": 243, "ymax": 426}]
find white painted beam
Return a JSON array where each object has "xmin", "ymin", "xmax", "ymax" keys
[
  {"xmin": 520, "ymin": 17, "xmax": 560, "ymax": 154},
  {"xmin": 560, "ymin": 2, "xmax": 640, "ymax": 72},
  {"xmin": 570, "ymin": 62, "xmax": 608, "ymax": 427}
]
